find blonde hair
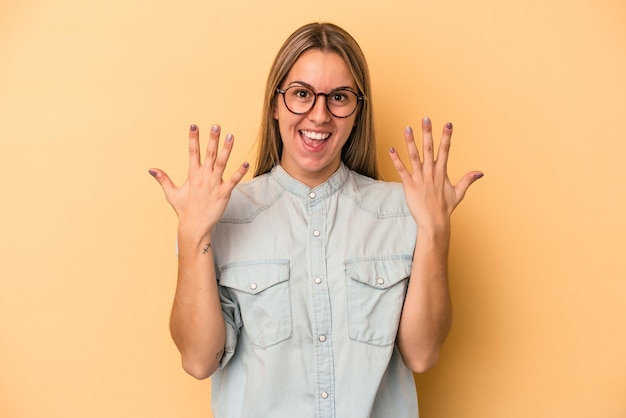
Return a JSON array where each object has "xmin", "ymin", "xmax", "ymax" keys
[{"xmin": 254, "ymin": 22, "xmax": 379, "ymax": 179}]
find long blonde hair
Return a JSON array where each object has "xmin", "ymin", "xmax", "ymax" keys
[{"xmin": 254, "ymin": 22, "xmax": 379, "ymax": 180}]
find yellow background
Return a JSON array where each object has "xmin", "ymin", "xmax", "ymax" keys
[{"xmin": 1, "ymin": 0, "xmax": 625, "ymax": 417}]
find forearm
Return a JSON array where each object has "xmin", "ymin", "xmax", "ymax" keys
[
  {"xmin": 170, "ymin": 226, "xmax": 226, "ymax": 379},
  {"xmin": 397, "ymin": 226, "xmax": 452, "ymax": 373}
]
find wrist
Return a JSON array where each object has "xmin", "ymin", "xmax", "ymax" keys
[
  {"xmin": 416, "ymin": 219, "xmax": 451, "ymax": 238},
  {"xmin": 177, "ymin": 223, "xmax": 213, "ymax": 248},
  {"xmin": 415, "ymin": 221, "xmax": 451, "ymax": 252}
]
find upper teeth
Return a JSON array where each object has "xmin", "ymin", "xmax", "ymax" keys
[{"xmin": 301, "ymin": 130, "xmax": 330, "ymax": 140}]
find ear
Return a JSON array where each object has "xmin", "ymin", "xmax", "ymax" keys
[{"xmin": 272, "ymin": 91, "xmax": 282, "ymax": 120}]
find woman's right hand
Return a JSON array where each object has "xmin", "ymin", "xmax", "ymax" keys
[{"xmin": 149, "ymin": 124, "xmax": 250, "ymax": 238}]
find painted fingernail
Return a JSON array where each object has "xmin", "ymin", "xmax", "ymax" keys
[
  {"xmin": 405, "ymin": 126, "xmax": 413, "ymax": 135},
  {"xmin": 446, "ymin": 122, "xmax": 453, "ymax": 129},
  {"xmin": 148, "ymin": 169, "xmax": 157, "ymax": 177},
  {"xmin": 389, "ymin": 147, "xmax": 396, "ymax": 154},
  {"xmin": 190, "ymin": 124, "xmax": 197, "ymax": 131},
  {"xmin": 243, "ymin": 162, "xmax": 250, "ymax": 169},
  {"xmin": 211, "ymin": 124, "xmax": 219, "ymax": 133},
  {"xmin": 474, "ymin": 172, "xmax": 484, "ymax": 180},
  {"xmin": 423, "ymin": 117, "xmax": 431, "ymax": 125},
  {"xmin": 226, "ymin": 133, "xmax": 233, "ymax": 142}
]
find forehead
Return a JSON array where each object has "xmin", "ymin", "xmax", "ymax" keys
[{"xmin": 284, "ymin": 49, "xmax": 356, "ymax": 89}]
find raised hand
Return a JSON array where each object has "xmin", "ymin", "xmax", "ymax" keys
[
  {"xmin": 149, "ymin": 124, "xmax": 250, "ymax": 238},
  {"xmin": 388, "ymin": 117, "xmax": 483, "ymax": 230}
]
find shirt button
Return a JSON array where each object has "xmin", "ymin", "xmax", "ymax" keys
[
  {"xmin": 250, "ymin": 283, "xmax": 258, "ymax": 290},
  {"xmin": 313, "ymin": 230, "xmax": 320, "ymax": 237},
  {"xmin": 321, "ymin": 392, "xmax": 329, "ymax": 399},
  {"xmin": 319, "ymin": 335, "xmax": 327, "ymax": 342},
  {"xmin": 314, "ymin": 277, "xmax": 322, "ymax": 284},
  {"xmin": 377, "ymin": 277, "xmax": 385, "ymax": 285},
  {"xmin": 309, "ymin": 192, "xmax": 316, "ymax": 199}
]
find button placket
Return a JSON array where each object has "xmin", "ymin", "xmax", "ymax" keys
[{"xmin": 307, "ymin": 195, "xmax": 335, "ymax": 416}]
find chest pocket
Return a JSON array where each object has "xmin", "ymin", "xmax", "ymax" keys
[
  {"xmin": 345, "ymin": 257, "xmax": 412, "ymax": 346},
  {"xmin": 219, "ymin": 260, "xmax": 292, "ymax": 349}
]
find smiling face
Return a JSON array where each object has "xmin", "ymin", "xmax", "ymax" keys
[{"xmin": 273, "ymin": 49, "xmax": 358, "ymax": 187}]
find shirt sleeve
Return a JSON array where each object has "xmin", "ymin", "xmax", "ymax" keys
[{"xmin": 217, "ymin": 282, "xmax": 241, "ymax": 369}]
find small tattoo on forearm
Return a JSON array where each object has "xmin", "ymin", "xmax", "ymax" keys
[
  {"xmin": 203, "ymin": 243, "xmax": 211, "ymax": 254},
  {"xmin": 215, "ymin": 348, "xmax": 224, "ymax": 360}
]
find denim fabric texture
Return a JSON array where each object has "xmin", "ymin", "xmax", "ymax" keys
[{"xmin": 210, "ymin": 163, "xmax": 419, "ymax": 418}]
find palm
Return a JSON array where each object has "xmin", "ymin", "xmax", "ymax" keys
[
  {"xmin": 389, "ymin": 118, "xmax": 482, "ymax": 229},
  {"xmin": 149, "ymin": 124, "xmax": 249, "ymax": 235}
]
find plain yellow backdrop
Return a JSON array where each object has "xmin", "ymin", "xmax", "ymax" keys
[{"xmin": 1, "ymin": 0, "xmax": 625, "ymax": 417}]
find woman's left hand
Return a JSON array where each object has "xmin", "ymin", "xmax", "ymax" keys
[{"xmin": 389, "ymin": 117, "xmax": 483, "ymax": 230}]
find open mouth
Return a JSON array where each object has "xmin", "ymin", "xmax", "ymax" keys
[{"xmin": 300, "ymin": 130, "xmax": 331, "ymax": 149}]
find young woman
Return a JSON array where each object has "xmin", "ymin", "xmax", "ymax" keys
[{"xmin": 149, "ymin": 22, "xmax": 482, "ymax": 418}]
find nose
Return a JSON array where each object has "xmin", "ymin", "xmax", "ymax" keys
[{"xmin": 308, "ymin": 94, "xmax": 331, "ymax": 123}]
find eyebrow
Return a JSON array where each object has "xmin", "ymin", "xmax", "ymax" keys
[{"xmin": 286, "ymin": 80, "xmax": 357, "ymax": 92}]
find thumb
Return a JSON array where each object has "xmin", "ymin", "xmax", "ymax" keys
[
  {"xmin": 454, "ymin": 171, "xmax": 484, "ymax": 202},
  {"xmin": 148, "ymin": 168, "xmax": 175, "ymax": 195}
]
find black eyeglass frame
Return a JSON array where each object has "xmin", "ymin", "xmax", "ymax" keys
[{"xmin": 276, "ymin": 86, "xmax": 365, "ymax": 119}]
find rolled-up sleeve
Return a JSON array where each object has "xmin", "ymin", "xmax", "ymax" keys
[{"xmin": 218, "ymin": 283, "xmax": 241, "ymax": 369}]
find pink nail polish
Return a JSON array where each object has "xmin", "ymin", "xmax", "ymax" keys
[
  {"xmin": 389, "ymin": 147, "xmax": 396, "ymax": 154},
  {"xmin": 446, "ymin": 122, "xmax": 453, "ymax": 129},
  {"xmin": 148, "ymin": 170, "xmax": 157, "ymax": 177},
  {"xmin": 190, "ymin": 124, "xmax": 197, "ymax": 131}
]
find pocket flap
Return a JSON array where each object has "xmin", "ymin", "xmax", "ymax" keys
[
  {"xmin": 345, "ymin": 257, "xmax": 412, "ymax": 289},
  {"xmin": 219, "ymin": 260, "xmax": 290, "ymax": 295}
]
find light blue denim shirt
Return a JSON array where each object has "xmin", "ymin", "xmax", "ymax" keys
[{"xmin": 210, "ymin": 163, "xmax": 419, "ymax": 418}]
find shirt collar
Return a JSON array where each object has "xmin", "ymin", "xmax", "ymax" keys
[{"xmin": 270, "ymin": 163, "xmax": 349, "ymax": 200}]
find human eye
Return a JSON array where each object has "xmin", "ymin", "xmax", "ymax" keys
[
  {"xmin": 329, "ymin": 90, "xmax": 353, "ymax": 106},
  {"xmin": 289, "ymin": 87, "xmax": 313, "ymax": 101}
]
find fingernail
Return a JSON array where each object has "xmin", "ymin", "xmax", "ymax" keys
[
  {"xmin": 226, "ymin": 133, "xmax": 233, "ymax": 142},
  {"xmin": 423, "ymin": 117, "xmax": 431, "ymax": 125},
  {"xmin": 211, "ymin": 124, "xmax": 219, "ymax": 133},
  {"xmin": 389, "ymin": 147, "xmax": 396, "ymax": 154},
  {"xmin": 243, "ymin": 162, "xmax": 250, "ymax": 169},
  {"xmin": 148, "ymin": 169, "xmax": 157, "ymax": 177},
  {"xmin": 190, "ymin": 124, "xmax": 197, "ymax": 131},
  {"xmin": 474, "ymin": 172, "xmax": 484, "ymax": 180},
  {"xmin": 446, "ymin": 122, "xmax": 453, "ymax": 129},
  {"xmin": 405, "ymin": 126, "xmax": 412, "ymax": 134}
]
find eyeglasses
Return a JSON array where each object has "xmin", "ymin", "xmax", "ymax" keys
[{"xmin": 276, "ymin": 85, "xmax": 364, "ymax": 118}]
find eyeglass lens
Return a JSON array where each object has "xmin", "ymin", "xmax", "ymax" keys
[{"xmin": 282, "ymin": 86, "xmax": 360, "ymax": 118}]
